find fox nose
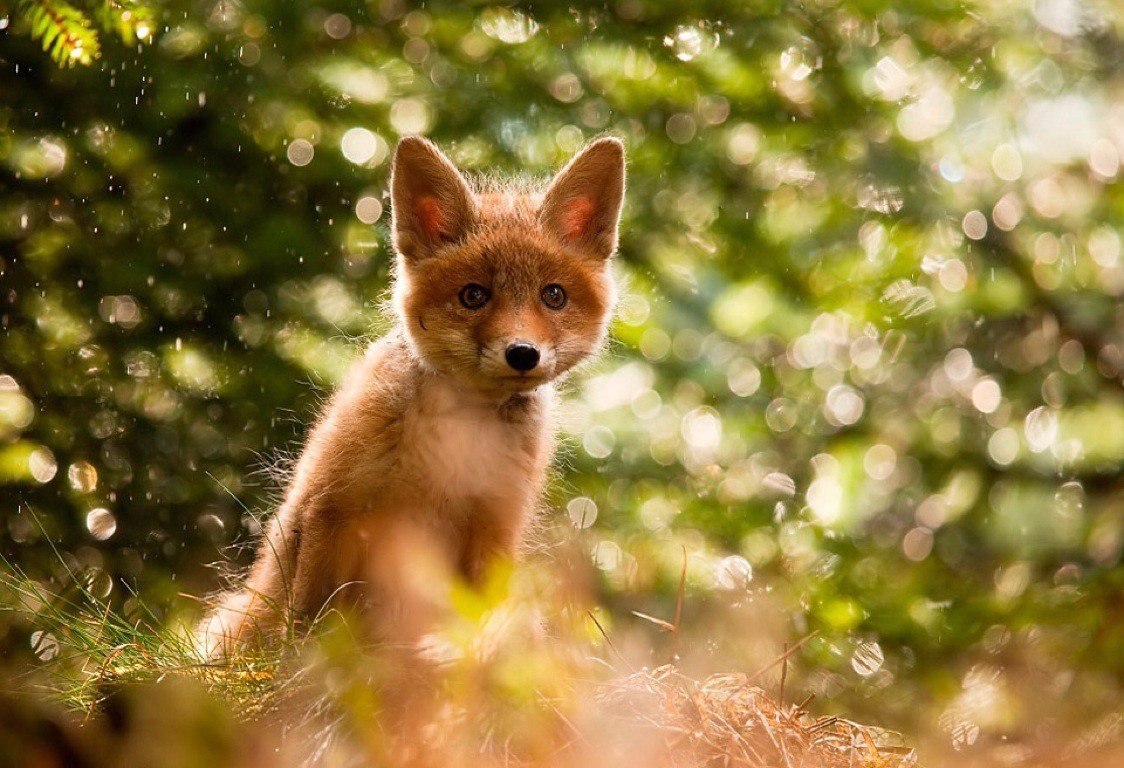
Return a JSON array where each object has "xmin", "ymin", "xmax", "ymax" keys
[{"xmin": 505, "ymin": 342, "xmax": 540, "ymax": 372}]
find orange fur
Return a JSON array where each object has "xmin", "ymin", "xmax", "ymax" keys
[
  {"xmin": 562, "ymin": 198, "xmax": 595, "ymax": 241},
  {"xmin": 199, "ymin": 137, "xmax": 625, "ymax": 658},
  {"xmin": 415, "ymin": 196, "xmax": 446, "ymax": 241}
]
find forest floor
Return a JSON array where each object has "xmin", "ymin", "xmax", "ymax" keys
[{"xmin": 3, "ymin": 558, "xmax": 1118, "ymax": 768}]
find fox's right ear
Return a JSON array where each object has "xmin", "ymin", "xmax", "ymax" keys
[{"xmin": 391, "ymin": 137, "xmax": 475, "ymax": 262}]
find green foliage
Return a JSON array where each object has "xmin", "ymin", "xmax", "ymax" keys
[
  {"xmin": 14, "ymin": 0, "xmax": 100, "ymax": 66},
  {"xmin": 11, "ymin": 0, "xmax": 154, "ymax": 66},
  {"xmin": 2, "ymin": 0, "xmax": 1124, "ymax": 749},
  {"xmin": 0, "ymin": 553, "xmax": 288, "ymax": 714}
]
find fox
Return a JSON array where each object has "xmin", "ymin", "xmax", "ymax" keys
[{"xmin": 199, "ymin": 136, "xmax": 625, "ymax": 657}]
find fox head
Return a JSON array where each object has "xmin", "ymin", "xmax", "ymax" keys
[{"xmin": 390, "ymin": 136, "xmax": 624, "ymax": 395}]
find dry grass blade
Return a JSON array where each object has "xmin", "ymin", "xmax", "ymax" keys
[
  {"xmin": 599, "ymin": 666, "xmax": 917, "ymax": 768},
  {"xmin": 631, "ymin": 610, "xmax": 676, "ymax": 632},
  {"xmin": 748, "ymin": 630, "xmax": 820, "ymax": 682},
  {"xmin": 671, "ymin": 544, "xmax": 687, "ymax": 660}
]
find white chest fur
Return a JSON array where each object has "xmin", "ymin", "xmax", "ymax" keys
[{"xmin": 400, "ymin": 377, "xmax": 535, "ymax": 505}]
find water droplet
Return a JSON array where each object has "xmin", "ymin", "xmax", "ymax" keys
[
  {"xmin": 591, "ymin": 540, "xmax": 622, "ymax": 571},
  {"xmin": 778, "ymin": 40, "xmax": 821, "ymax": 81},
  {"xmin": 765, "ymin": 399, "xmax": 797, "ymax": 433},
  {"xmin": 851, "ymin": 640, "xmax": 884, "ymax": 676},
  {"xmin": 824, "ymin": 384, "xmax": 865, "ymax": 426},
  {"xmin": 30, "ymin": 631, "xmax": 59, "ymax": 661},
  {"xmin": 286, "ymin": 139, "xmax": 314, "ymax": 167},
  {"xmin": 715, "ymin": 555, "xmax": 753, "ymax": 589},
  {"xmin": 663, "ymin": 21, "xmax": 719, "ymax": 62},
  {"xmin": 882, "ymin": 280, "xmax": 935, "ymax": 319},
  {"xmin": 68, "ymin": 461, "xmax": 98, "ymax": 492},
  {"xmin": 1024, "ymin": 406, "xmax": 1058, "ymax": 453},
  {"xmin": 479, "ymin": 8, "xmax": 539, "ymax": 44},
  {"xmin": 86, "ymin": 508, "xmax": 117, "ymax": 540},
  {"xmin": 83, "ymin": 568, "xmax": 113, "ymax": 599},
  {"xmin": 857, "ymin": 183, "xmax": 904, "ymax": 213},
  {"xmin": 567, "ymin": 497, "xmax": 598, "ymax": 529},
  {"xmin": 727, "ymin": 359, "xmax": 761, "ymax": 397},
  {"xmin": 355, "ymin": 195, "xmax": 383, "ymax": 224},
  {"xmin": 340, "ymin": 127, "xmax": 387, "ymax": 166},
  {"xmin": 1055, "ymin": 480, "xmax": 1085, "ymax": 520},
  {"xmin": 948, "ymin": 720, "xmax": 980, "ymax": 750},
  {"xmin": 28, "ymin": 448, "xmax": 57, "ymax": 484},
  {"xmin": 762, "ymin": 472, "xmax": 796, "ymax": 497},
  {"xmin": 681, "ymin": 406, "xmax": 722, "ymax": 452},
  {"xmin": 583, "ymin": 425, "xmax": 615, "ymax": 459}
]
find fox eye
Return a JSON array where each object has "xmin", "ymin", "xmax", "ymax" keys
[
  {"xmin": 458, "ymin": 283, "xmax": 490, "ymax": 310},
  {"xmin": 541, "ymin": 284, "xmax": 567, "ymax": 310}
]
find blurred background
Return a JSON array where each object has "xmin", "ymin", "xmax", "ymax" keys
[{"xmin": 3, "ymin": 0, "xmax": 1124, "ymax": 759}]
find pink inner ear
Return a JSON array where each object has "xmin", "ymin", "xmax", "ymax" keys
[
  {"xmin": 562, "ymin": 197, "xmax": 595, "ymax": 241},
  {"xmin": 416, "ymin": 196, "xmax": 446, "ymax": 241}
]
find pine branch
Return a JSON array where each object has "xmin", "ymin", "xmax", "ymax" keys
[
  {"xmin": 11, "ymin": 0, "xmax": 156, "ymax": 67},
  {"xmin": 15, "ymin": 0, "xmax": 101, "ymax": 66}
]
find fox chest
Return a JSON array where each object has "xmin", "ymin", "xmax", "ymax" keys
[{"xmin": 397, "ymin": 389, "xmax": 543, "ymax": 508}]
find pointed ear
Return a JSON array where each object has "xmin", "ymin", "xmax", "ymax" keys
[
  {"xmin": 539, "ymin": 137, "xmax": 625, "ymax": 259},
  {"xmin": 391, "ymin": 137, "xmax": 475, "ymax": 262}
]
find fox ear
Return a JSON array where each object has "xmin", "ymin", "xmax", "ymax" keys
[
  {"xmin": 539, "ymin": 137, "xmax": 625, "ymax": 259},
  {"xmin": 391, "ymin": 137, "xmax": 475, "ymax": 262}
]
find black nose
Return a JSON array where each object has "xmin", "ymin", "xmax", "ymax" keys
[{"xmin": 505, "ymin": 342, "xmax": 540, "ymax": 372}]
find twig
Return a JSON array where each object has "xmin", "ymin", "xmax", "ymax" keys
[
  {"xmin": 587, "ymin": 610, "xmax": 629, "ymax": 670},
  {"xmin": 748, "ymin": 631, "xmax": 819, "ymax": 682},
  {"xmin": 670, "ymin": 544, "xmax": 687, "ymax": 662},
  {"xmin": 779, "ymin": 641, "xmax": 788, "ymax": 707},
  {"xmin": 632, "ymin": 611, "xmax": 675, "ymax": 631}
]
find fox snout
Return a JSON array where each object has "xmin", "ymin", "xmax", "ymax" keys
[
  {"xmin": 483, "ymin": 337, "xmax": 556, "ymax": 383},
  {"xmin": 504, "ymin": 342, "xmax": 540, "ymax": 372}
]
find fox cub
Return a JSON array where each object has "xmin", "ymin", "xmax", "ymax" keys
[{"xmin": 200, "ymin": 136, "xmax": 625, "ymax": 656}]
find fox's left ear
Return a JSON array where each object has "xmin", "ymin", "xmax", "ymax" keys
[{"xmin": 539, "ymin": 137, "xmax": 625, "ymax": 259}]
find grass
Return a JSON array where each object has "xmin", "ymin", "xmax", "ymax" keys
[
  {"xmin": 0, "ymin": 555, "xmax": 291, "ymax": 717},
  {"xmin": 0, "ymin": 545, "xmax": 926, "ymax": 768}
]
